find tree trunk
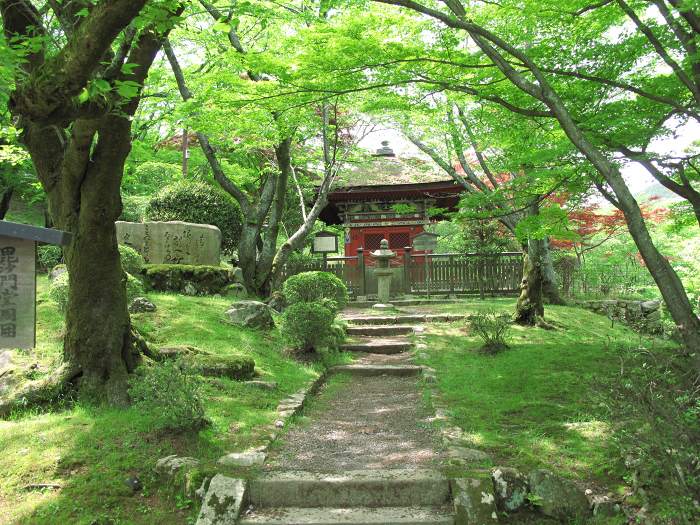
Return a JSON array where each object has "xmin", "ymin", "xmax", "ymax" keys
[
  {"xmin": 541, "ymin": 237, "xmax": 565, "ymax": 305},
  {"xmin": 514, "ymin": 237, "xmax": 545, "ymax": 326},
  {"xmin": 0, "ymin": 187, "xmax": 13, "ymax": 219}
]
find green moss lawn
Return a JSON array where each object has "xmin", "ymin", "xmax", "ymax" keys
[{"xmin": 0, "ymin": 277, "xmax": 326, "ymax": 525}]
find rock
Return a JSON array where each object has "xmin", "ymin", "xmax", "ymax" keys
[
  {"xmin": 528, "ymin": 469, "xmax": 591, "ymax": 521},
  {"xmin": 157, "ymin": 345, "xmax": 202, "ymax": 360},
  {"xmin": 196, "ymin": 475, "xmax": 247, "ymax": 525},
  {"xmin": 225, "ymin": 301, "xmax": 274, "ymax": 330},
  {"xmin": 231, "ymin": 267, "xmax": 245, "ymax": 284},
  {"xmin": 184, "ymin": 282, "xmax": 198, "ymax": 296},
  {"xmin": 275, "ymin": 420, "xmax": 285, "ymax": 428},
  {"xmin": 226, "ymin": 283, "xmax": 248, "ymax": 299},
  {"xmin": 593, "ymin": 498, "xmax": 621, "ymax": 517},
  {"xmin": 0, "ymin": 350, "xmax": 12, "ymax": 371},
  {"xmin": 645, "ymin": 310, "xmax": 661, "ymax": 321},
  {"xmin": 116, "ymin": 221, "xmax": 221, "ymax": 265},
  {"xmin": 266, "ymin": 291, "xmax": 286, "ymax": 313},
  {"xmin": 492, "ymin": 467, "xmax": 529, "ymax": 512},
  {"xmin": 447, "ymin": 447, "xmax": 492, "ymax": 465},
  {"xmin": 155, "ymin": 455, "xmax": 200, "ymax": 477},
  {"xmin": 245, "ymin": 380, "xmax": 277, "ymax": 390},
  {"xmin": 451, "ymin": 478, "xmax": 499, "ymax": 524},
  {"xmin": 129, "ymin": 297, "xmax": 156, "ymax": 313},
  {"xmin": 217, "ymin": 451, "xmax": 266, "ymax": 467},
  {"xmin": 187, "ymin": 354, "xmax": 255, "ymax": 380},
  {"xmin": 49, "ymin": 264, "xmax": 67, "ymax": 282},
  {"xmin": 124, "ymin": 476, "xmax": 142, "ymax": 493},
  {"xmin": 640, "ymin": 300, "xmax": 661, "ymax": 313}
]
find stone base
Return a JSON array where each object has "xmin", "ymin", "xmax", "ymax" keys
[{"xmin": 372, "ymin": 303, "xmax": 394, "ymax": 310}]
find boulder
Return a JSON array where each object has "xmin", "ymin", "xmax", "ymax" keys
[
  {"xmin": 155, "ymin": 455, "xmax": 200, "ymax": 477},
  {"xmin": 451, "ymin": 478, "xmax": 499, "ymax": 524},
  {"xmin": 528, "ymin": 469, "xmax": 591, "ymax": 521},
  {"xmin": 226, "ymin": 283, "xmax": 248, "ymax": 299},
  {"xmin": 492, "ymin": 467, "xmax": 529, "ymax": 512},
  {"xmin": 225, "ymin": 301, "xmax": 274, "ymax": 330},
  {"xmin": 217, "ymin": 451, "xmax": 266, "ymax": 467},
  {"xmin": 157, "ymin": 345, "xmax": 202, "ymax": 360},
  {"xmin": 446, "ymin": 446, "xmax": 492, "ymax": 465},
  {"xmin": 196, "ymin": 475, "xmax": 247, "ymax": 525},
  {"xmin": 129, "ymin": 297, "xmax": 157, "ymax": 313},
  {"xmin": 266, "ymin": 291, "xmax": 286, "ymax": 313},
  {"xmin": 187, "ymin": 354, "xmax": 255, "ymax": 381},
  {"xmin": 640, "ymin": 300, "xmax": 661, "ymax": 313},
  {"xmin": 49, "ymin": 264, "xmax": 67, "ymax": 282},
  {"xmin": 231, "ymin": 267, "xmax": 245, "ymax": 284}
]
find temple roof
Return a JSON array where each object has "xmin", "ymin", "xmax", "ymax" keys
[{"xmin": 333, "ymin": 154, "xmax": 454, "ymax": 189}]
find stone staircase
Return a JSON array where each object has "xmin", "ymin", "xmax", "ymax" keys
[{"xmin": 238, "ymin": 470, "xmax": 455, "ymax": 525}]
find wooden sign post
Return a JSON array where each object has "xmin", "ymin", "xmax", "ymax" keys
[
  {"xmin": 312, "ymin": 230, "xmax": 339, "ymax": 270},
  {"xmin": 411, "ymin": 232, "xmax": 439, "ymax": 299},
  {"xmin": 0, "ymin": 221, "xmax": 72, "ymax": 349}
]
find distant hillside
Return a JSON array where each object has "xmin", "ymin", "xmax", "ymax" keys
[{"xmin": 635, "ymin": 181, "xmax": 684, "ymax": 205}]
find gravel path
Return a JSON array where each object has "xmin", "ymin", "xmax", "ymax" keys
[{"xmin": 265, "ymin": 371, "xmax": 443, "ymax": 472}]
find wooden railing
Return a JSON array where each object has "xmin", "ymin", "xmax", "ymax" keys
[{"xmin": 282, "ymin": 250, "xmax": 523, "ymax": 298}]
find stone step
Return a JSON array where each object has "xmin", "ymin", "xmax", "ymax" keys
[
  {"xmin": 248, "ymin": 470, "xmax": 451, "ymax": 509},
  {"xmin": 341, "ymin": 338, "xmax": 413, "ymax": 355},
  {"xmin": 238, "ymin": 506, "xmax": 455, "ymax": 524},
  {"xmin": 346, "ymin": 325, "xmax": 415, "ymax": 337},
  {"xmin": 342, "ymin": 314, "xmax": 464, "ymax": 326},
  {"xmin": 328, "ymin": 364, "xmax": 424, "ymax": 377}
]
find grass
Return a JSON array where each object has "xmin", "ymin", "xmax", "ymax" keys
[
  {"xmin": 411, "ymin": 298, "xmax": 678, "ymax": 496},
  {"xmin": 0, "ymin": 276, "xmax": 332, "ymax": 525}
]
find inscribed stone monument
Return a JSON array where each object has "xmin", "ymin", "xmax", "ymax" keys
[
  {"xmin": 116, "ymin": 221, "xmax": 221, "ymax": 266},
  {"xmin": 0, "ymin": 236, "xmax": 35, "ymax": 349}
]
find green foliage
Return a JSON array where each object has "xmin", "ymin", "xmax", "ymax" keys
[
  {"xmin": 143, "ymin": 264, "xmax": 232, "ymax": 295},
  {"xmin": 47, "ymin": 272, "xmax": 70, "ymax": 312},
  {"xmin": 282, "ymin": 271, "xmax": 348, "ymax": 313},
  {"xmin": 145, "ymin": 180, "xmax": 243, "ymax": 254},
  {"xmin": 514, "ymin": 205, "xmax": 576, "ymax": 243},
  {"xmin": 123, "ymin": 162, "xmax": 181, "ymax": 196},
  {"xmin": 595, "ymin": 344, "xmax": 700, "ymax": 522},
  {"xmin": 37, "ymin": 245, "xmax": 62, "ymax": 271},
  {"xmin": 118, "ymin": 244, "xmax": 145, "ymax": 275},
  {"xmin": 128, "ymin": 361, "xmax": 206, "ymax": 432},
  {"xmin": 49, "ymin": 271, "xmax": 144, "ymax": 312},
  {"xmin": 280, "ymin": 301, "xmax": 337, "ymax": 353},
  {"xmin": 119, "ymin": 194, "xmax": 150, "ymax": 222},
  {"xmin": 469, "ymin": 309, "xmax": 512, "ymax": 353}
]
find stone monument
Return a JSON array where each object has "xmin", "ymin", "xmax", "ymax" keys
[
  {"xmin": 116, "ymin": 221, "xmax": 221, "ymax": 266},
  {"xmin": 370, "ymin": 238, "xmax": 396, "ymax": 310}
]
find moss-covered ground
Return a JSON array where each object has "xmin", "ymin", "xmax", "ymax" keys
[{"xmin": 0, "ymin": 277, "xmax": 339, "ymax": 525}]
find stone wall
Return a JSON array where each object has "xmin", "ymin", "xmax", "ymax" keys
[
  {"xmin": 575, "ymin": 299, "xmax": 663, "ymax": 334},
  {"xmin": 116, "ymin": 221, "xmax": 221, "ymax": 266}
]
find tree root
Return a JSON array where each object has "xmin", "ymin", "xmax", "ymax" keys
[{"xmin": 0, "ymin": 363, "xmax": 81, "ymax": 419}]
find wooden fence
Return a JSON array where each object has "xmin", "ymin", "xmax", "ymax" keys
[{"xmin": 282, "ymin": 250, "xmax": 523, "ymax": 298}]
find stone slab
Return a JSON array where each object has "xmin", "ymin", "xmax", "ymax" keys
[
  {"xmin": 328, "ymin": 364, "xmax": 423, "ymax": 377},
  {"xmin": 238, "ymin": 506, "xmax": 455, "ymax": 524},
  {"xmin": 346, "ymin": 326, "xmax": 415, "ymax": 337},
  {"xmin": 343, "ymin": 315, "xmax": 464, "ymax": 326},
  {"xmin": 196, "ymin": 475, "xmax": 247, "ymax": 525},
  {"xmin": 218, "ymin": 452, "xmax": 266, "ymax": 468},
  {"xmin": 451, "ymin": 478, "xmax": 499, "ymax": 524},
  {"xmin": 248, "ymin": 470, "xmax": 450, "ymax": 508},
  {"xmin": 116, "ymin": 221, "xmax": 221, "ymax": 265},
  {"xmin": 341, "ymin": 338, "xmax": 413, "ymax": 355}
]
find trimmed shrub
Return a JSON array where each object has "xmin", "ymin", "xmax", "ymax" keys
[
  {"xmin": 145, "ymin": 181, "xmax": 243, "ymax": 253},
  {"xmin": 48, "ymin": 271, "xmax": 144, "ymax": 312},
  {"xmin": 282, "ymin": 271, "xmax": 348, "ymax": 313},
  {"xmin": 119, "ymin": 244, "xmax": 145, "ymax": 275},
  {"xmin": 128, "ymin": 360, "xmax": 206, "ymax": 431},
  {"xmin": 143, "ymin": 264, "xmax": 233, "ymax": 295},
  {"xmin": 469, "ymin": 310, "xmax": 512, "ymax": 354},
  {"xmin": 119, "ymin": 194, "xmax": 150, "ymax": 223},
  {"xmin": 37, "ymin": 245, "xmax": 62, "ymax": 271},
  {"xmin": 280, "ymin": 301, "xmax": 336, "ymax": 353}
]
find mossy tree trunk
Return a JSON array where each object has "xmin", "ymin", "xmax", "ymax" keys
[
  {"xmin": 1, "ymin": 0, "xmax": 181, "ymax": 404},
  {"xmin": 514, "ymin": 237, "xmax": 545, "ymax": 326}
]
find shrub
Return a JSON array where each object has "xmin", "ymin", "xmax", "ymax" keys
[
  {"xmin": 469, "ymin": 310, "xmax": 511, "ymax": 353},
  {"xmin": 37, "ymin": 245, "xmax": 62, "ymax": 271},
  {"xmin": 143, "ymin": 264, "xmax": 233, "ymax": 295},
  {"xmin": 119, "ymin": 244, "xmax": 145, "ymax": 275},
  {"xmin": 595, "ymin": 345, "xmax": 700, "ymax": 522},
  {"xmin": 119, "ymin": 194, "xmax": 150, "ymax": 222},
  {"xmin": 128, "ymin": 360, "xmax": 206, "ymax": 431},
  {"xmin": 145, "ymin": 180, "xmax": 243, "ymax": 253},
  {"xmin": 280, "ymin": 301, "xmax": 337, "ymax": 353},
  {"xmin": 282, "ymin": 271, "xmax": 348, "ymax": 313},
  {"xmin": 49, "ymin": 271, "xmax": 145, "ymax": 312}
]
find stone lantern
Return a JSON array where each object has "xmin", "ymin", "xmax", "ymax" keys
[{"xmin": 370, "ymin": 238, "xmax": 396, "ymax": 309}]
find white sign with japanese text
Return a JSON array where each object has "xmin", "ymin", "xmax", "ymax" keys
[{"xmin": 0, "ymin": 236, "xmax": 35, "ymax": 349}]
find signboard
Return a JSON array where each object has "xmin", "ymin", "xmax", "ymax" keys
[
  {"xmin": 412, "ymin": 232, "xmax": 439, "ymax": 252},
  {"xmin": 0, "ymin": 221, "xmax": 72, "ymax": 349},
  {"xmin": 0, "ymin": 236, "xmax": 36, "ymax": 349},
  {"xmin": 312, "ymin": 231, "xmax": 338, "ymax": 254}
]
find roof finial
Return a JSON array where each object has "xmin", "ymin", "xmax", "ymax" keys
[{"xmin": 374, "ymin": 140, "xmax": 396, "ymax": 157}]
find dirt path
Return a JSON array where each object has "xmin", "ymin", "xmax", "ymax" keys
[{"xmin": 264, "ymin": 367, "xmax": 443, "ymax": 472}]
